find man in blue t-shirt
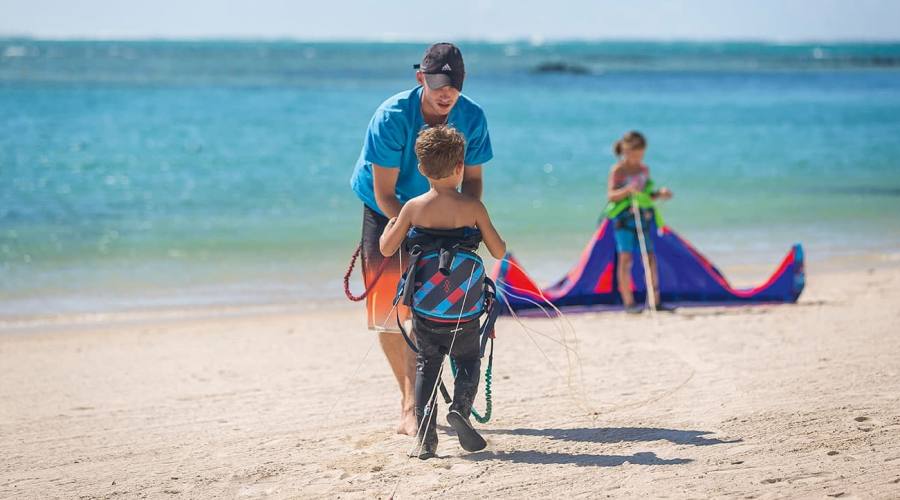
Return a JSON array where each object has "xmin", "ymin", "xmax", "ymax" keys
[{"xmin": 349, "ymin": 42, "xmax": 492, "ymax": 436}]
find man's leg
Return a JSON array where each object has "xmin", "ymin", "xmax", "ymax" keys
[
  {"xmin": 378, "ymin": 331, "xmax": 417, "ymax": 435},
  {"xmin": 360, "ymin": 205, "xmax": 417, "ymax": 435}
]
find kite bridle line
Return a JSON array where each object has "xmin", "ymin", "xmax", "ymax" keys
[{"xmin": 631, "ymin": 196, "xmax": 658, "ymax": 317}]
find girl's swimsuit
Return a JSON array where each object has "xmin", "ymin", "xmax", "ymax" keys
[
  {"xmin": 612, "ymin": 207, "xmax": 655, "ymax": 254},
  {"xmin": 605, "ymin": 165, "xmax": 659, "ymax": 254}
]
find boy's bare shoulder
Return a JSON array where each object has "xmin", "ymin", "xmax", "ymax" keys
[
  {"xmin": 406, "ymin": 193, "xmax": 431, "ymax": 208},
  {"xmin": 399, "ymin": 194, "xmax": 427, "ymax": 217}
]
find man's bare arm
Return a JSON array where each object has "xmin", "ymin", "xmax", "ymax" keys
[
  {"xmin": 461, "ymin": 165, "xmax": 483, "ymax": 199},
  {"xmin": 372, "ymin": 164, "xmax": 403, "ymax": 217}
]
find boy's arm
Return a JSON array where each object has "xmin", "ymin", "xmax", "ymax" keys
[
  {"xmin": 379, "ymin": 203, "xmax": 413, "ymax": 256},
  {"xmin": 474, "ymin": 201, "xmax": 506, "ymax": 259}
]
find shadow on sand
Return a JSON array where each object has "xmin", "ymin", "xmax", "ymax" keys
[
  {"xmin": 464, "ymin": 450, "xmax": 692, "ymax": 467},
  {"xmin": 484, "ymin": 427, "xmax": 742, "ymax": 446},
  {"xmin": 457, "ymin": 427, "xmax": 741, "ymax": 467}
]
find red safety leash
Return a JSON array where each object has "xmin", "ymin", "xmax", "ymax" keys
[{"xmin": 343, "ymin": 242, "xmax": 391, "ymax": 302}]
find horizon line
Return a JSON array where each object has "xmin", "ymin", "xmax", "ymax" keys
[{"xmin": 2, "ymin": 34, "xmax": 900, "ymax": 45}]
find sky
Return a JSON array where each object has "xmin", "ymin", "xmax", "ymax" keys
[{"xmin": 1, "ymin": 0, "xmax": 898, "ymax": 42}]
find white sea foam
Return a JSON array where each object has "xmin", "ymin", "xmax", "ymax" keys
[{"xmin": 3, "ymin": 45, "xmax": 27, "ymax": 58}]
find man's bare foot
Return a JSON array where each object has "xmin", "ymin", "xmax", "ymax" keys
[{"xmin": 397, "ymin": 408, "xmax": 417, "ymax": 436}]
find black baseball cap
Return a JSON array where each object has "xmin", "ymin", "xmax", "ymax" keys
[{"xmin": 414, "ymin": 42, "xmax": 465, "ymax": 92}]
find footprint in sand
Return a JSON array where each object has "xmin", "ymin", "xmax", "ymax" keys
[
  {"xmin": 448, "ymin": 463, "xmax": 478, "ymax": 475},
  {"xmin": 352, "ymin": 432, "xmax": 385, "ymax": 449},
  {"xmin": 853, "ymin": 415, "xmax": 877, "ymax": 432}
]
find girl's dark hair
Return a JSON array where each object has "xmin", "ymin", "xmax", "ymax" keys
[{"xmin": 613, "ymin": 130, "xmax": 647, "ymax": 156}]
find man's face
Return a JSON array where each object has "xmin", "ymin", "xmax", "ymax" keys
[{"xmin": 417, "ymin": 72, "xmax": 461, "ymax": 115}]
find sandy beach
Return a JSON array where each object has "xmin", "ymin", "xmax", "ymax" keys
[{"xmin": 2, "ymin": 257, "xmax": 899, "ymax": 499}]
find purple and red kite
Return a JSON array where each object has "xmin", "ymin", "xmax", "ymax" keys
[{"xmin": 491, "ymin": 219, "xmax": 804, "ymax": 313}]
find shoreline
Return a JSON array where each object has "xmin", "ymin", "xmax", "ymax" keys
[{"xmin": 2, "ymin": 247, "xmax": 898, "ymax": 332}]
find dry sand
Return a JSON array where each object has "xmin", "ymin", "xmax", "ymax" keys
[{"xmin": 2, "ymin": 260, "xmax": 899, "ymax": 499}]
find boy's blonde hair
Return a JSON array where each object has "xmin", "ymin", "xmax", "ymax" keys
[{"xmin": 415, "ymin": 125, "xmax": 466, "ymax": 179}]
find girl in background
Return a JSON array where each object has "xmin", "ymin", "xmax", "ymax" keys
[{"xmin": 604, "ymin": 131, "xmax": 674, "ymax": 314}]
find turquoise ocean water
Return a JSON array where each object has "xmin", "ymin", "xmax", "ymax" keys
[{"xmin": 2, "ymin": 40, "xmax": 900, "ymax": 316}]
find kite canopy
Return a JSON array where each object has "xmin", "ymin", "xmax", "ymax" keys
[{"xmin": 491, "ymin": 219, "xmax": 804, "ymax": 312}]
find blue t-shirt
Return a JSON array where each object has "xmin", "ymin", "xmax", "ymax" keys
[{"xmin": 350, "ymin": 86, "xmax": 493, "ymax": 216}]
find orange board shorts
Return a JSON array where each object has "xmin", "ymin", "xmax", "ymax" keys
[{"xmin": 361, "ymin": 204, "xmax": 410, "ymax": 332}]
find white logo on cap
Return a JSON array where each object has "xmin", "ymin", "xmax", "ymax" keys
[{"xmin": 442, "ymin": 64, "xmax": 452, "ymax": 71}]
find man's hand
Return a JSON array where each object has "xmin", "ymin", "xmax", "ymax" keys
[{"xmin": 656, "ymin": 187, "xmax": 673, "ymax": 200}]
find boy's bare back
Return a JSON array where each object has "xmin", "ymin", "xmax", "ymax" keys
[
  {"xmin": 380, "ymin": 188, "xmax": 506, "ymax": 259},
  {"xmin": 406, "ymin": 190, "xmax": 480, "ymax": 229}
]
